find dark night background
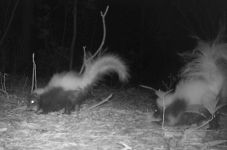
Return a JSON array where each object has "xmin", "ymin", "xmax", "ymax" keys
[{"xmin": 0, "ymin": 0, "xmax": 227, "ymax": 88}]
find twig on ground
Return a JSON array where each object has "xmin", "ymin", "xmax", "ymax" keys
[
  {"xmin": 139, "ymin": 84, "xmax": 156, "ymax": 91},
  {"xmin": 118, "ymin": 141, "xmax": 132, "ymax": 150},
  {"xmin": 84, "ymin": 94, "xmax": 113, "ymax": 111}
]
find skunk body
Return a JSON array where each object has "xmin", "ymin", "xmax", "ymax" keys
[
  {"xmin": 30, "ymin": 54, "xmax": 129, "ymax": 114},
  {"xmin": 156, "ymin": 37, "xmax": 227, "ymax": 126}
]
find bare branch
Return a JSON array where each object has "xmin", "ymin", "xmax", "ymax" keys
[
  {"xmin": 79, "ymin": 46, "xmax": 87, "ymax": 74},
  {"xmin": 31, "ymin": 53, "xmax": 37, "ymax": 93},
  {"xmin": 79, "ymin": 6, "xmax": 109, "ymax": 76},
  {"xmin": 0, "ymin": 72, "xmax": 8, "ymax": 98},
  {"xmin": 92, "ymin": 5, "xmax": 109, "ymax": 58}
]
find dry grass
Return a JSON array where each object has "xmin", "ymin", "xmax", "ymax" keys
[{"xmin": 0, "ymin": 87, "xmax": 227, "ymax": 150}]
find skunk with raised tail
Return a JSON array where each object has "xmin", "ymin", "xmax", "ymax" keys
[
  {"xmin": 29, "ymin": 54, "xmax": 129, "ymax": 114},
  {"xmin": 155, "ymin": 34, "xmax": 227, "ymax": 127}
]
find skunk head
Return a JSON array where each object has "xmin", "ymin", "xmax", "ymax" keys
[
  {"xmin": 27, "ymin": 93, "xmax": 39, "ymax": 111},
  {"xmin": 27, "ymin": 84, "xmax": 93, "ymax": 114}
]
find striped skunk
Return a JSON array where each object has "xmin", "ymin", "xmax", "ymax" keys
[
  {"xmin": 28, "ymin": 54, "xmax": 129, "ymax": 114},
  {"xmin": 155, "ymin": 34, "xmax": 227, "ymax": 127}
]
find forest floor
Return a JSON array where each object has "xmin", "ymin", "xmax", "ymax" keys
[{"xmin": 0, "ymin": 86, "xmax": 227, "ymax": 150}]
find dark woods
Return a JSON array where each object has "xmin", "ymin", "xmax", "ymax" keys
[
  {"xmin": 0, "ymin": 0, "xmax": 107, "ymax": 77},
  {"xmin": 0, "ymin": 0, "xmax": 226, "ymax": 87}
]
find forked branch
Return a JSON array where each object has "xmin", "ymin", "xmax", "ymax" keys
[{"xmin": 79, "ymin": 5, "xmax": 109, "ymax": 74}]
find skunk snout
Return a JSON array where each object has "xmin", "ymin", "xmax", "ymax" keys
[
  {"xmin": 26, "ymin": 93, "xmax": 39, "ymax": 111},
  {"xmin": 152, "ymin": 98, "xmax": 162, "ymax": 118}
]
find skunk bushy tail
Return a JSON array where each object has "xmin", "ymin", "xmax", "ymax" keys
[
  {"xmin": 35, "ymin": 54, "xmax": 129, "ymax": 95},
  {"xmin": 156, "ymin": 33, "xmax": 227, "ymax": 126}
]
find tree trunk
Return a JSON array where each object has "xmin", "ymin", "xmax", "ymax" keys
[
  {"xmin": 61, "ymin": 3, "xmax": 68, "ymax": 46},
  {"xmin": 0, "ymin": 0, "xmax": 20, "ymax": 72},
  {"xmin": 69, "ymin": 0, "xmax": 78, "ymax": 70},
  {"xmin": 138, "ymin": 0, "xmax": 145, "ymax": 81},
  {"xmin": 13, "ymin": 0, "xmax": 33, "ymax": 74}
]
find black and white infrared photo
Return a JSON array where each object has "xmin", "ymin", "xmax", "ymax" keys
[{"xmin": 1, "ymin": 0, "xmax": 227, "ymax": 149}]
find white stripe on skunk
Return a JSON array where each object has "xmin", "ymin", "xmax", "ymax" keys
[
  {"xmin": 30, "ymin": 54, "xmax": 129, "ymax": 114},
  {"xmin": 156, "ymin": 36, "xmax": 227, "ymax": 126}
]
